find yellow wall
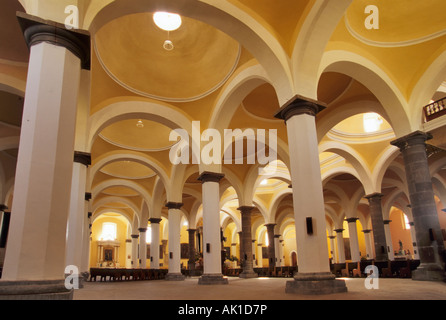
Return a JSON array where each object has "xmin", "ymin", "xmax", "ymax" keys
[{"xmin": 90, "ymin": 215, "xmax": 129, "ymax": 268}]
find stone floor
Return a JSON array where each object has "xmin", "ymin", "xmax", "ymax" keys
[{"xmin": 74, "ymin": 276, "xmax": 446, "ymax": 301}]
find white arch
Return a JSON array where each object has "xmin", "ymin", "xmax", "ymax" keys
[
  {"xmin": 320, "ymin": 50, "xmax": 412, "ymax": 137},
  {"xmin": 319, "ymin": 141, "xmax": 375, "ymax": 194},
  {"xmin": 209, "ymin": 62, "xmax": 274, "ymax": 133},
  {"xmin": 87, "ymin": 98, "xmax": 196, "ymax": 153},
  {"xmin": 292, "ymin": 0, "xmax": 354, "ymax": 99},
  {"xmin": 410, "ymin": 49, "xmax": 446, "ymax": 128},
  {"xmin": 88, "ymin": 150, "xmax": 170, "ymax": 197},
  {"xmin": 91, "ymin": 179, "xmax": 152, "ymax": 211},
  {"xmin": 86, "ymin": 0, "xmax": 294, "ymax": 104}
]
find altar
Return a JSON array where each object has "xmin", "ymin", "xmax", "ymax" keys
[{"xmin": 96, "ymin": 240, "xmax": 121, "ymax": 268}]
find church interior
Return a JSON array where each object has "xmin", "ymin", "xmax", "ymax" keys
[{"xmin": 0, "ymin": 0, "xmax": 445, "ymax": 300}]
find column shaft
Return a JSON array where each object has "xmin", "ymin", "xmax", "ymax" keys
[
  {"xmin": 346, "ymin": 218, "xmax": 361, "ymax": 263},
  {"xmin": 239, "ymin": 206, "xmax": 257, "ymax": 278},
  {"xmin": 391, "ymin": 131, "xmax": 445, "ymax": 281},
  {"xmin": 139, "ymin": 228, "xmax": 147, "ymax": 268},
  {"xmin": 198, "ymin": 172, "xmax": 228, "ymax": 284},
  {"xmin": 3, "ymin": 45, "xmax": 81, "ymax": 281},
  {"xmin": 165, "ymin": 202, "xmax": 185, "ymax": 281},
  {"xmin": 149, "ymin": 218, "xmax": 161, "ymax": 269},
  {"xmin": 275, "ymin": 96, "xmax": 346, "ymax": 294},
  {"xmin": 365, "ymin": 193, "xmax": 389, "ymax": 262},
  {"xmin": 265, "ymin": 224, "xmax": 276, "ymax": 271},
  {"xmin": 335, "ymin": 229, "xmax": 346, "ymax": 264},
  {"xmin": 131, "ymin": 235, "xmax": 139, "ymax": 267},
  {"xmin": 187, "ymin": 229, "xmax": 197, "ymax": 274}
]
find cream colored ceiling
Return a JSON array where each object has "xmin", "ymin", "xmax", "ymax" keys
[
  {"xmin": 94, "ymin": 12, "xmax": 241, "ymax": 102},
  {"xmin": 99, "ymin": 119, "xmax": 178, "ymax": 151}
]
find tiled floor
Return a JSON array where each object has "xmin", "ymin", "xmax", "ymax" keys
[{"xmin": 73, "ymin": 276, "xmax": 446, "ymax": 300}]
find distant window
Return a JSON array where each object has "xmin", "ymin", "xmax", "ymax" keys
[
  {"xmin": 101, "ymin": 222, "xmax": 117, "ymax": 241},
  {"xmin": 403, "ymin": 214, "xmax": 411, "ymax": 230}
]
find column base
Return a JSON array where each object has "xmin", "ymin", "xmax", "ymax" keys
[
  {"xmin": 239, "ymin": 271, "xmax": 258, "ymax": 279},
  {"xmin": 412, "ymin": 263, "xmax": 445, "ymax": 282},
  {"xmin": 165, "ymin": 273, "xmax": 185, "ymax": 281},
  {"xmin": 198, "ymin": 274, "xmax": 228, "ymax": 285},
  {"xmin": 285, "ymin": 272, "xmax": 347, "ymax": 295},
  {"xmin": 0, "ymin": 280, "xmax": 73, "ymax": 300}
]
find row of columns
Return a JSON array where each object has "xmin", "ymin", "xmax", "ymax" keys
[
  {"xmin": 0, "ymin": 13, "xmax": 444, "ymax": 299},
  {"xmin": 330, "ymin": 215, "xmax": 421, "ymax": 264}
]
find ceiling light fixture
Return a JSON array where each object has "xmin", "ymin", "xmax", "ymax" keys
[
  {"xmin": 153, "ymin": 12, "xmax": 182, "ymax": 31},
  {"xmin": 136, "ymin": 119, "xmax": 144, "ymax": 128},
  {"xmin": 153, "ymin": 12, "xmax": 182, "ymax": 51}
]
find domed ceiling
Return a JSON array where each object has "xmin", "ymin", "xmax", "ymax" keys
[
  {"xmin": 345, "ymin": 0, "xmax": 446, "ymax": 45},
  {"xmin": 99, "ymin": 119, "xmax": 178, "ymax": 151},
  {"xmin": 94, "ymin": 12, "xmax": 241, "ymax": 102}
]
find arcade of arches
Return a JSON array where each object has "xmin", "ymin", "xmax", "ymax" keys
[{"xmin": 0, "ymin": 0, "xmax": 446, "ymax": 299}]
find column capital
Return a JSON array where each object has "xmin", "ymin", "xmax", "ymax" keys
[
  {"xmin": 149, "ymin": 218, "xmax": 162, "ymax": 224},
  {"xmin": 187, "ymin": 229, "xmax": 197, "ymax": 233},
  {"xmin": 237, "ymin": 206, "xmax": 255, "ymax": 214},
  {"xmin": 84, "ymin": 192, "xmax": 92, "ymax": 201},
  {"xmin": 346, "ymin": 217, "xmax": 359, "ymax": 223},
  {"xmin": 0, "ymin": 204, "xmax": 8, "ymax": 212},
  {"xmin": 131, "ymin": 234, "xmax": 139, "ymax": 239},
  {"xmin": 383, "ymin": 220, "xmax": 392, "ymax": 225},
  {"xmin": 362, "ymin": 229, "xmax": 372, "ymax": 234},
  {"xmin": 334, "ymin": 229, "xmax": 344, "ymax": 233},
  {"xmin": 328, "ymin": 236, "xmax": 336, "ymax": 240},
  {"xmin": 264, "ymin": 223, "xmax": 276, "ymax": 228},
  {"xmin": 74, "ymin": 151, "xmax": 91, "ymax": 167},
  {"xmin": 365, "ymin": 193, "xmax": 383, "ymax": 201},
  {"xmin": 138, "ymin": 228, "xmax": 147, "ymax": 233},
  {"xmin": 390, "ymin": 130, "xmax": 432, "ymax": 151},
  {"xmin": 17, "ymin": 12, "xmax": 91, "ymax": 70},
  {"xmin": 197, "ymin": 171, "xmax": 225, "ymax": 183},
  {"xmin": 274, "ymin": 94, "xmax": 326, "ymax": 122},
  {"xmin": 165, "ymin": 202, "xmax": 183, "ymax": 209}
]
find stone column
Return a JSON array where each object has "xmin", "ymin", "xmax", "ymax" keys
[
  {"xmin": 197, "ymin": 172, "xmax": 228, "ymax": 284},
  {"xmin": 165, "ymin": 202, "xmax": 185, "ymax": 281},
  {"xmin": 362, "ymin": 230, "xmax": 373, "ymax": 260},
  {"xmin": 274, "ymin": 235, "xmax": 281, "ymax": 267},
  {"xmin": 335, "ymin": 229, "xmax": 346, "ymax": 264},
  {"xmin": 238, "ymin": 231, "xmax": 243, "ymax": 266},
  {"xmin": 0, "ymin": 13, "xmax": 90, "ymax": 300},
  {"xmin": 346, "ymin": 218, "xmax": 361, "ymax": 263},
  {"xmin": 365, "ymin": 193, "xmax": 389, "ymax": 262},
  {"xmin": 65, "ymin": 152, "xmax": 90, "ymax": 288},
  {"xmin": 238, "ymin": 206, "xmax": 257, "ymax": 278},
  {"xmin": 391, "ymin": 131, "xmax": 445, "ymax": 281},
  {"xmin": 230, "ymin": 243, "xmax": 237, "ymax": 268},
  {"xmin": 328, "ymin": 236, "xmax": 337, "ymax": 263},
  {"xmin": 265, "ymin": 224, "xmax": 276, "ymax": 271},
  {"xmin": 383, "ymin": 220, "xmax": 395, "ymax": 260},
  {"xmin": 187, "ymin": 229, "xmax": 197, "ymax": 275},
  {"xmin": 80, "ymin": 208, "xmax": 92, "ymax": 281},
  {"xmin": 138, "ymin": 228, "xmax": 147, "ymax": 268},
  {"xmin": 252, "ymin": 240, "xmax": 257, "ymax": 267},
  {"xmin": 275, "ymin": 95, "xmax": 347, "ymax": 294},
  {"xmin": 131, "ymin": 234, "xmax": 139, "ymax": 268},
  {"xmin": 149, "ymin": 218, "xmax": 162, "ymax": 269},
  {"xmin": 409, "ymin": 222, "xmax": 420, "ymax": 260}
]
